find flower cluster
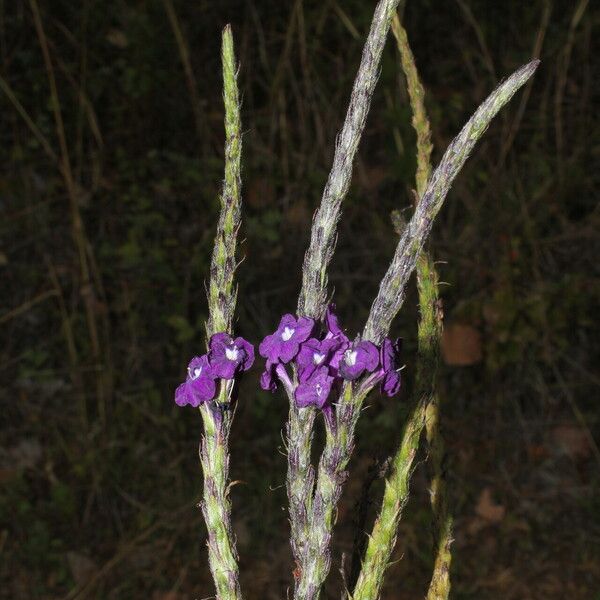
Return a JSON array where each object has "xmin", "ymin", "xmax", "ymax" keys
[
  {"xmin": 259, "ymin": 305, "xmax": 402, "ymax": 409},
  {"xmin": 175, "ymin": 333, "xmax": 254, "ymax": 407}
]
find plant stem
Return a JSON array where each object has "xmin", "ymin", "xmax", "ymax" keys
[
  {"xmin": 297, "ymin": 0, "xmax": 402, "ymax": 320},
  {"xmin": 295, "ymin": 384, "xmax": 361, "ymax": 600},
  {"xmin": 291, "ymin": 3, "xmax": 401, "ymax": 595},
  {"xmin": 199, "ymin": 390, "xmax": 242, "ymax": 600},
  {"xmin": 363, "ymin": 59, "xmax": 540, "ymax": 345},
  {"xmin": 287, "ymin": 402, "xmax": 317, "ymax": 566},
  {"xmin": 392, "ymin": 14, "xmax": 453, "ymax": 600},
  {"xmin": 207, "ymin": 24, "xmax": 242, "ymax": 340},
  {"xmin": 198, "ymin": 25, "xmax": 243, "ymax": 600}
]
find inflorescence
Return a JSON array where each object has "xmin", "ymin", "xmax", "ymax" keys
[
  {"xmin": 175, "ymin": 333, "xmax": 254, "ymax": 407},
  {"xmin": 259, "ymin": 305, "xmax": 402, "ymax": 411},
  {"xmin": 174, "ymin": 306, "xmax": 402, "ymax": 412}
]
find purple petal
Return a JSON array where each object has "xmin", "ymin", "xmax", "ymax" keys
[
  {"xmin": 235, "ymin": 336, "xmax": 255, "ymax": 371},
  {"xmin": 358, "ymin": 341, "xmax": 380, "ymax": 372},
  {"xmin": 260, "ymin": 361, "xmax": 278, "ymax": 392},
  {"xmin": 189, "ymin": 375, "xmax": 217, "ymax": 403},
  {"xmin": 294, "ymin": 316, "xmax": 315, "ymax": 342},
  {"xmin": 209, "ymin": 332, "xmax": 232, "ymax": 353},
  {"xmin": 325, "ymin": 304, "xmax": 343, "ymax": 337},
  {"xmin": 175, "ymin": 382, "xmax": 192, "ymax": 407},
  {"xmin": 259, "ymin": 333, "xmax": 279, "ymax": 362},
  {"xmin": 294, "ymin": 367, "xmax": 334, "ymax": 409},
  {"xmin": 381, "ymin": 370, "xmax": 401, "ymax": 397},
  {"xmin": 209, "ymin": 353, "xmax": 238, "ymax": 379}
]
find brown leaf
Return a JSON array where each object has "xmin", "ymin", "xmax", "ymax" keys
[
  {"xmin": 475, "ymin": 487, "xmax": 505, "ymax": 523},
  {"xmin": 441, "ymin": 323, "xmax": 483, "ymax": 366},
  {"xmin": 551, "ymin": 424, "xmax": 591, "ymax": 459},
  {"xmin": 66, "ymin": 552, "xmax": 97, "ymax": 586}
]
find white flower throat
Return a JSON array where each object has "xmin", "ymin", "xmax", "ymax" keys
[
  {"xmin": 281, "ymin": 326, "xmax": 295, "ymax": 341},
  {"xmin": 313, "ymin": 352, "xmax": 325, "ymax": 365},
  {"xmin": 189, "ymin": 366, "xmax": 202, "ymax": 379},
  {"xmin": 345, "ymin": 349, "xmax": 358, "ymax": 366},
  {"xmin": 225, "ymin": 346, "xmax": 239, "ymax": 361}
]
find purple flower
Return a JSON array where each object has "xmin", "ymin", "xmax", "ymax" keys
[
  {"xmin": 260, "ymin": 360, "xmax": 278, "ymax": 392},
  {"xmin": 208, "ymin": 333, "xmax": 255, "ymax": 379},
  {"xmin": 296, "ymin": 337, "xmax": 346, "ymax": 382},
  {"xmin": 259, "ymin": 314, "xmax": 315, "ymax": 364},
  {"xmin": 324, "ymin": 304, "xmax": 349, "ymax": 343},
  {"xmin": 295, "ymin": 366, "xmax": 334, "ymax": 409},
  {"xmin": 380, "ymin": 338, "xmax": 402, "ymax": 397},
  {"xmin": 174, "ymin": 354, "xmax": 217, "ymax": 407},
  {"xmin": 339, "ymin": 340, "xmax": 380, "ymax": 380}
]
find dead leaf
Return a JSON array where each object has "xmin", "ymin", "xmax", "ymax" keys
[
  {"xmin": 441, "ymin": 323, "xmax": 482, "ymax": 366},
  {"xmin": 66, "ymin": 552, "xmax": 97, "ymax": 585},
  {"xmin": 475, "ymin": 487, "xmax": 505, "ymax": 523},
  {"xmin": 106, "ymin": 29, "xmax": 128, "ymax": 49},
  {"xmin": 551, "ymin": 424, "xmax": 591, "ymax": 459}
]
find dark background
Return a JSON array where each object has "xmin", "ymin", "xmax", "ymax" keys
[{"xmin": 1, "ymin": 0, "xmax": 598, "ymax": 598}]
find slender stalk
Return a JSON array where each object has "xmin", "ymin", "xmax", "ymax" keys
[
  {"xmin": 351, "ymin": 401, "xmax": 426, "ymax": 600},
  {"xmin": 206, "ymin": 24, "xmax": 243, "ymax": 339},
  {"xmin": 393, "ymin": 15, "xmax": 453, "ymax": 600},
  {"xmin": 198, "ymin": 25, "xmax": 243, "ymax": 600},
  {"xmin": 287, "ymin": 400, "xmax": 317, "ymax": 566},
  {"xmin": 295, "ymin": 384, "xmax": 362, "ymax": 600},
  {"xmin": 199, "ymin": 391, "xmax": 241, "ymax": 600},
  {"xmin": 363, "ymin": 59, "xmax": 540, "ymax": 345},
  {"xmin": 290, "ymin": 1, "xmax": 401, "ymax": 590},
  {"xmin": 297, "ymin": 0, "xmax": 402, "ymax": 320}
]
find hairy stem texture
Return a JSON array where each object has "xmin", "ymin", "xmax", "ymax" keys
[
  {"xmin": 199, "ymin": 25, "xmax": 243, "ymax": 600},
  {"xmin": 287, "ymin": 403, "xmax": 317, "ymax": 566},
  {"xmin": 297, "ymin": 0, "xmax": 402, "ymax": 320},
  {"xmin": 207, "ymin": 24, "xmax": 242, "ymax": 339},
  {"xmin": 397, "ymin": 14, "xmax": 453, "ymax": 600},
  {"xmin": 294, "ymin": 384, "xmax": 365, "ymax": 600},
  {"xmin": 363, "ymin": 59, "xmax": 540, "ymax": 344},
  {"xmin": 200, "ymin": 402, "xmax": 242, "ymax": 600}
]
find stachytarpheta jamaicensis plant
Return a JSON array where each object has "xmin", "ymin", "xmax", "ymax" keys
[{"xmin": 171, "ymin": 3, "xmax": 539, "ymax": 599}]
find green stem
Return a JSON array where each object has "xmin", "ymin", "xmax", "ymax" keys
[
  {"xmin": 392, "ymin": 15, "xmax": 453, "ymax": 600},
  {"xmin": 287, "ymin": 402, "xmax": 317, "ymax": 567},
  {"xmin": 295, "ymin": 384, "xmax": 361, "ymax": 600},
  {"xmin": 198, "ymin": 25, "xmax": 244, "ymax": 600},
  {"xmin": 207, "ymin": 24, "xmax": 242, "ymax": 339},
  {"xmin": 199, "ymin": 390, "xmax": 242, "ymax": 600},
  {"xmin": 363, "ymin": 58, "xmax": 539, "ymax": 345}
]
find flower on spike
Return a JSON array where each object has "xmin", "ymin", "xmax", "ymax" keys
[
  {"xmin": 260, "ymin": 360, "xmax": 278, "ymax": 392},
  {"xmin": 208, "ymin": 333, "xmax": 255, "ymax": 379},
  {"xmin": 295, "ymin": 366, "xmax": 335, "ymax": 409},
  {"xmin": 174, "ymin": 354, "xmax": 217, "ymax": 407},
  {"xmin": 339, "ymin": 340, "xmax": 379, "ymax": 380},
  {"xmin": 324, "ymin": 304, "xmax": 349, "ymax": 343},
  {"xmin": 380, "ymin": 338, "xmax": 402, "ymax": 396},
  {"xmin": 296, "ymin": 337, "xmax": 347, "ymax": 382},
  {"xmin": 259, "ymin": 314, "xmax": 315, "ymax": 364}
]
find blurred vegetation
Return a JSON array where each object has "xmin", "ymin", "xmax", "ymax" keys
[{"xmin": 0, "ymin": 0, "xmax": 598, "ymax": 598}]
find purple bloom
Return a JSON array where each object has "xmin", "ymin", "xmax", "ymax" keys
[
  {"xmin": 208, "ymin": 333, "xmax": 255, "ymax": 379},
  {"xmin": 296, "ymin": 337, "xmax": 346, "ymax": 382},
  {"xmin": 175, "ymin": 354, "xmax": 217, "ymax": 407},
  {"xmin": 324, "ymin": 304, "xmax": 349, "ymax": 343},
  {"xmin": 259, "ymin": 314, "xmax": 315, "ymax": 364},
  {"xmin": 260, "ymin": 360, "xmax": 278, "ymax": 392},
  {"xmin": 295, "ymin": 366, "xmax": 334, "ymax": 409},
  {"xmin": 380, "ymin": 338, "xmax": 402, "ymax": 397},
  {"xmin": 339, "ymin": 340, "xmax": 380, "ymax": 380}
]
